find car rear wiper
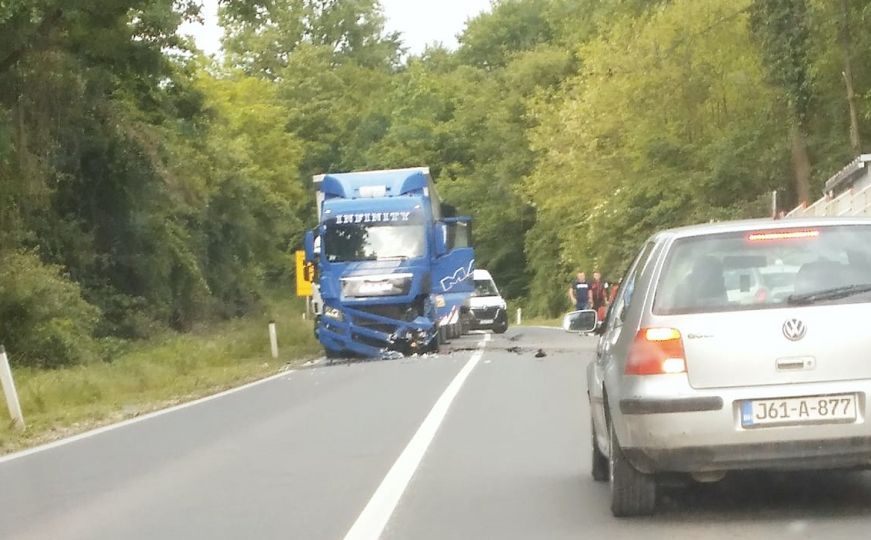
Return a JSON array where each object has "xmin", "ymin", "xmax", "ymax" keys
[{"xmin": 787, "ymin": 284, "xmax": 871, "ymax": 305}]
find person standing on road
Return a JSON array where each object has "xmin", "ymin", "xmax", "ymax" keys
[
  {"xmin": 569, "ymin": 271, "xmax": 591, "ymax": 311},
  {"xmin": 590, "ymin": 271, "xmax": 608, "ymax": 320}
]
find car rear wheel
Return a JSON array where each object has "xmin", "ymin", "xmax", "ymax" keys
[
  {"xmin": 608, "ymin": 418, "xmax": 656, "ymax": 517},
  {"xmin": 591, "ymin": 418, "xmax": 608, "ymax": 482}
]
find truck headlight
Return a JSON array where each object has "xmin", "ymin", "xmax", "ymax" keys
[{"xmin": 323, "ymin": 306, "xmax": 344, "ymax": 321}]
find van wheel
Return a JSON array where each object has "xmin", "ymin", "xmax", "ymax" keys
[
  {"xmin": 609, "ymin": 419, "xmax": 656, "ymax": 517},
  {"xmin": 591, "ymin": 418, "xmax": 608, "ymax": 482}
]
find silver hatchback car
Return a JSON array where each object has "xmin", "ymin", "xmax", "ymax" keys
[{"xmin": 586, "ymin": 217, "xmax": 871, "ymax": 516}]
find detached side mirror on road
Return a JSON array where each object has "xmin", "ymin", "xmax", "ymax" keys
[{"xmin": 562, "ymin": 310, "xmax": 598, "ymax": 334}]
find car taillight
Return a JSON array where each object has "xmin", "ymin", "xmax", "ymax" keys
[{"xmin": 626, "ymin": 328, "xmax": 687, "ymax": 375}]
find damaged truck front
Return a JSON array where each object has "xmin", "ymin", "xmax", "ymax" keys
[{"xmin": 304, "ymin": 168, "xmax": 474, "ymax": 358}]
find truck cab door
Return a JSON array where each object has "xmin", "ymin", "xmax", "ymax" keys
[{"xmin": 432, "ymin": 218, "xmax": 475, "ymax": 318}]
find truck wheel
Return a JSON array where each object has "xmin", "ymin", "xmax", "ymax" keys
[
  {"xmin": 427, "ymin": 331, "xmax": 441, "ymax": 354},
  {"xmin": 449, "ymin": 323, "xmax": 460, "ymax": 340},
  {"xmin": 591, "ymin": 418, "xmax": 608, "ymax": 482},
  {"xmin": 609, "ymin": 418, "xmax": 656, "ymax": 517}
]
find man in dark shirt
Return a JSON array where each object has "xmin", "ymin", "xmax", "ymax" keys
[{"xmin": 569, "ymin": 271, "xmax": 590, "ymax": 311}]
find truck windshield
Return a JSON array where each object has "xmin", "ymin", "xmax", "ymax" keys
[{"xmin": 324, "ymin": 222, "xmax": 426, "ymax": 262}]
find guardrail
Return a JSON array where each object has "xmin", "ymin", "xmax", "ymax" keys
[{"xmin": 787, "ymin": 183, "xmax": 871, "ymax": 218}]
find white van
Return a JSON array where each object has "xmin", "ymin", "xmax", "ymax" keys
[{"xmin": 467, "ymin": 269, "xmax": 508, "ymax": 333}]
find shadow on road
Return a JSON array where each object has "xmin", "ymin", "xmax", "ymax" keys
[{"xmin": 656, "ymin": 470, "xmax": 871, "ymax": 521}]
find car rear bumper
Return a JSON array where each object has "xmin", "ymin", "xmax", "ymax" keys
[
  {"xmin": 625, "ymin": 436, "xmax": 871, "ymax": 473},
  {"xmin": 610, "ymin": 376, "xmax": 871, "ymax": 474}
]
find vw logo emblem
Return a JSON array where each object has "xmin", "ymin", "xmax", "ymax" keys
[{"xmin": 783, "ymin": 319, "xmax": 807, "ymax": 341}]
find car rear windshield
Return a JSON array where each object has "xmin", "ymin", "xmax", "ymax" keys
[{"xmin": 653, "ymin": 225, "xmax": 871, "ymax": 315}]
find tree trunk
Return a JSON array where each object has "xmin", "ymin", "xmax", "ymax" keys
[
  {"xmin": 840, "ymin": 0, "xmax": 862, "ymax": 155},
  {"xmin": 790, "ymin": 122, "xmax": 812, "ymax": 205}
]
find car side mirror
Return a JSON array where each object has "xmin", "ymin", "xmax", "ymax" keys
[
  {"xmin": 562, "ymin": 310, "xmax": 598, "ymax": 333},
  {"xmin": 434, "ymin": 222, "xmax": 448, "ymax": 257}
]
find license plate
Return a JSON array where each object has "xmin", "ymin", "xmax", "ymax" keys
[
  {"xmin": 741, "ymin": 394, "xmax": 857, "ymax": 428},
  {"xmin": 478, "ymin": 319, "xmax": 494, "ymax": 324}
]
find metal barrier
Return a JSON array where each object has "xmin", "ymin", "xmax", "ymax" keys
[{"xmin": 787, "ymin": 183, "xmax": 871, "ymax": 218}]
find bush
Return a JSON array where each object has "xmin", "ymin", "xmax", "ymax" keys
[{"xmin": 0, "ymin": 251, "xmax": 100, "ymax": 368}]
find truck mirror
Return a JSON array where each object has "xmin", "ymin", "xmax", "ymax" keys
[
  {"xmin": 434, "ymin": 222, "xmax": 448, "ymax": 257},
  {"xmin": 304, "ymin": 230, "xmax": 315, "ymax": 262}
]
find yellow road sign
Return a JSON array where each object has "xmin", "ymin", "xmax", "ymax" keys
[{"xmin": 295, "ymin": 250, "xmax": 314, "ymax": 297}]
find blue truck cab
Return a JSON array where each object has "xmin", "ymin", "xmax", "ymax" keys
[{"xmin": 304, "ymin": 168, "xmax": 475, "ymax": 357}]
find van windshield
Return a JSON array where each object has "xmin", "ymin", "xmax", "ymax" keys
[
  {"xmin": 653, "ymin": 225, "xmax": 871, "ymax": 315},
  {"xmin": 473, "ymin": 279, "xmax": 499, "ymax": 297}
]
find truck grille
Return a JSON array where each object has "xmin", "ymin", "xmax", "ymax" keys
[
  {"xmin": 353, "ymin": 321, "xmax": 395, "ymax": 334},
  {"xmin": 353, "ymin": 304, "xmax": 418, "ymax": 335}
]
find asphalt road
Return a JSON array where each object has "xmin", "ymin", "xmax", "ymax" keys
[{"xmin": 3, "ymin": 327, "xmax": 871, "ymax": 539}]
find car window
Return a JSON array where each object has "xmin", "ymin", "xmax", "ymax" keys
[
  {"xmin": 653, "ymin": 225, "xmax": 871, "ymax": 315},
  {"xmin": 608, "ymin": 241, "xmax": 656, "ymax": 325}
]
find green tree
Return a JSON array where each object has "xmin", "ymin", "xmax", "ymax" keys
[
  {"xmin": 749, "ymin": 0, "xmax": 814, "ymax": 203},
  {"xmin": 525, "ymin": 0, "xmax": 786, "ymax": 314},
  {"xmin": 220, "ymin": 0, "xmax": 402, "ymax": 76}
]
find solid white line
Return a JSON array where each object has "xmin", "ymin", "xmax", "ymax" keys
[
  {"xmin": 344, "ymin": 340, "xmax": 487, "ymax": 540},
  {"xmin": 525, "ymin": 325, "xmax": 561, "ymax": 330},
  {"xmin": 0, "ymin": 366, "xmax": 302, "ymax": 465}
]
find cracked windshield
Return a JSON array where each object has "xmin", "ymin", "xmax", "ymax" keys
[{"xmin": 3, "ymin": 0, "xmax": 871, "ymax": 539}]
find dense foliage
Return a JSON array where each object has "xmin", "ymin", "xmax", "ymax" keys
[{"xmin": 2, "ymin": 0, "xmax": 871, "ymax": 366}]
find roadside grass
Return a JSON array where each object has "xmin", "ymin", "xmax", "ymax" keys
[{"xmin": 0, "ymin": 297, "xmax": 320, "ymax": 454}]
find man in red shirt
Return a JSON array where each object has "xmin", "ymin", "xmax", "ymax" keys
[{"xmin": 590, "ymin": 271, "xmax": 608, "ymax": 320}]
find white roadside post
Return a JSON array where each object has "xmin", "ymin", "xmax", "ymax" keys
[
  {"xmin": 516, "ymin": 308, "xmax": 522, "ymax": 326},
  {"xmin": 0, "ymin": 345, "xmax": 25, "ymax": 431},
  {"xmin": 268, "ymin": 322, "xmax": 279, "ymax": 360}
]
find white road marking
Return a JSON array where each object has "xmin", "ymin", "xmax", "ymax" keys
[
  {"xmin": 344, "ymin": 338, "xmax": 487, "ymax": 540},
  {"xmin": 0, "ymin": 366, "xmax": 303, "ymax": 465},
  {"xmin": 526, "ymin": 326, "xmax": 561, "ymax": 330}
]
